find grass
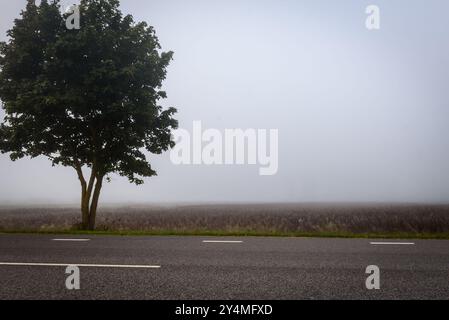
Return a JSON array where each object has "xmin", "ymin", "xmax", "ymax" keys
[
  {"xmin": 1, "ymin": 229, "xmax": 449, "ymax": 240},
  {"xmin": 1, "ymin": 203, "xmax": 449, "ymax": 240}
]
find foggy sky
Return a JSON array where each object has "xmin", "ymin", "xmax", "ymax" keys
[{"xmin": 1, "ymin": 0, "xmax": 449, "ymax": 204}]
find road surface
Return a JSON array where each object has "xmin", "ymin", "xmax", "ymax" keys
[{"xmin": 0, "ymin": 234, "xmax": 448, "ymax": 299}]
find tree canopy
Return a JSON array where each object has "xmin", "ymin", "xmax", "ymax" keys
[{"xmin": 0, "ymin": 0, "xmax": 178, "ymax": 229}]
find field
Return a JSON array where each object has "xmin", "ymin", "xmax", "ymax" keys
[{"xmin": 1, "ymin": 203, "xmax": 449, "ymax": 238}]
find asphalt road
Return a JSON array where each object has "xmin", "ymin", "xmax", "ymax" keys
[{"xmin": 0, "ymin": 234, "xmax": 448, "ymax": 300}]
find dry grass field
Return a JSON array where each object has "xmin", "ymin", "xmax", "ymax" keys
[{"xmin": 1, "ymin": 203, "xmax": 449, "ymax": 237}]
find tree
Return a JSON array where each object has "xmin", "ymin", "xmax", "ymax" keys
[{"xmin": 0, "ymin": 0, "xmax": 178, "ymax": 230}]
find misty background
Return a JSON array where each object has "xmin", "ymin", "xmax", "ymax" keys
[{"xmin": 0, "ymin": 0, "xmax": 448, "ymax": 204}]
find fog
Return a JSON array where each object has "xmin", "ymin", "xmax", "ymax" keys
[{"xmin": 0, "ymin": 0, "xmax": 449, "ymax": 204}]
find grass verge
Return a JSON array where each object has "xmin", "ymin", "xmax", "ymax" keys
[{"xmin": 1, "ymin": 229, "xmax": 449, "ymax": 240}]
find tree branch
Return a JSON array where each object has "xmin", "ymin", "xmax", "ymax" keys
[{"xmin": 74, "ymin": 161, "xmax": 86, "ymax": 191}]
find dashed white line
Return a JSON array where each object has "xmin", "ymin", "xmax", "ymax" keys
[
  {"xmin": 0, "ymin": 262, "xmax": 160, "ymax": 269},
  {"xmin": 202, "ymin": 240, "xmax": 243, "ymax": 243},
  {"xmin": 52, "ymin": 239, "xmax": 91, "ymax": 242},
  {"xmin": 370, "ymin": 242, "xmax": 415, "ymax": 246}
]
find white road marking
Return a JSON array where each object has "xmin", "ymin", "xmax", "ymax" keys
[
  {"xmin": 202, "ymin": 240, "xmax": 243, "ymax": 243},
  {"xmin": 370, "ymin": 242, "xmax": 415, "ymax": 245},
  {"xmin": 0, "ymin": 262, "xmax": 160, "ymax": 269},
  {"xmin": 52, "ymin": 239, "xmax": 91, "ymax": 242}
]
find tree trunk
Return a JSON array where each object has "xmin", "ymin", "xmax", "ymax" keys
[
  {"xmin": 81, "ymin": 196, "xmax": 90, "ymax": 230},
  {"xmin": 76, "ymin": 165, "xmax": 104, "ymax": 231},
  {"xmin": 76, "ymin": 165, "xmax": 90, "ymax": 230},
  {"xmin": 87, "ymin": 176, "xmax": 103, "ymax": 230}
]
